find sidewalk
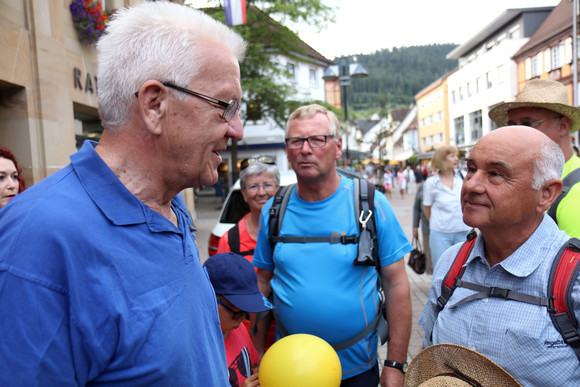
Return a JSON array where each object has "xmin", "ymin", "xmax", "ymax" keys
[{"xmin": 378, "ymin": 185, "xmax": 432, "ymax": 364}]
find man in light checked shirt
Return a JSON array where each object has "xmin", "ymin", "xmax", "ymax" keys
[{"xmin": 419, "ymin": 126, "xmax": 580, "ymax": 386}]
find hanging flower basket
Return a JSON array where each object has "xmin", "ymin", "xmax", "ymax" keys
[{"xmin": 69, "ymin": 0, "xmax": 111, "ymax": 46}]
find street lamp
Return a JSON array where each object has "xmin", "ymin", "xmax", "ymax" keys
[{"xmin": 323, "ymin": 59, "xmax": 368, "ymax": 163}]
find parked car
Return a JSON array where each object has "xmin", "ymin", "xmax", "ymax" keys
[{"xmin": 207, "ymin": 169, "xmax": 298, "ymax": 256}]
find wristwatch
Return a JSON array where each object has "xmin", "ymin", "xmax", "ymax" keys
[{"xmin": 383, "ymin": 360, "xmax": 408, "ymax": 374}]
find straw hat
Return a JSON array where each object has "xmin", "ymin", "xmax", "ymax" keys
[
  {"xmin": 488, "ymin": 79, "xmax": 580, "ymax": 132},
  {"xmin": 404, "ymin": 344, "xmax": 522, "ymax": 387}
]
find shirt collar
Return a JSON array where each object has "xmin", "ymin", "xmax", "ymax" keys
[
  {"xmin": 466, "ymin": 216, "xmax": 557, "ymax": 277},
  {"xmin": 70, "ymin": 141, "xmax": 150, "ymax": 227}
]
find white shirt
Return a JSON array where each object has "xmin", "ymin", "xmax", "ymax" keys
[{"xmin": 423, "ymin": 172, "xmax": 470, "ymax": 233}]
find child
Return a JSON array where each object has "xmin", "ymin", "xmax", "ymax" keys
[{"xmin": 204, "ymin": 252, "xmax": 274, "ymax": 387}]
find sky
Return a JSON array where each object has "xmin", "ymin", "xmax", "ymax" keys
[
  {"xmin": 187, "ymin": 0, "xmax": 562, "ymax": 59},
  {"xmin": 291, "ymin": 0, "xmax": 562, "ymax": 59}
]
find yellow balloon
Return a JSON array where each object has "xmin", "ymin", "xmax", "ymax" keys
[{"xmin": 259, "ymin": 334, "xmax": 342, "ymax": 387}]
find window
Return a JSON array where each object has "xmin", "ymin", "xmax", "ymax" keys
[
  {"xmin": 476, "ymin": 77, "xmax": 481, "ymax": 94},
  {"xmin": 246, "ymin": 103, "xmax": 262, "ymax": 121},
  {"xmin": 531, "ymin": 55, "xmax": 541, "ymax": 77},
  {"xmin": 287, "ymin": 63, "xmax": 296, "ymax": 81},
  {"xmin": 509, "ymin": 26, "xmax": 520, "ymax": 39},
  {"xmin": 455, "ymin": 116, "xmax": 465, "ymax": 145},
  {"xmin": 551, "ymin": 43, "xmax": 565, "ymax": 70},
  {"xmin": 309, "ymin": 68, "xmax": 317, "ymax": 88},
  {"xmin": 497, "ymin": 65, "xmax": 504, "ymax": 85},
  {"xmin": 470, "ymin": 110, "xmax": 483, "ymax": 141},
  {"xmin": 467, "ymin": 82, "xmax": 472, "ymax": 97},
  {"xmin": 486, "ymin": 71, "xmax": 493, "ymax": 89},
  {"xmin": 459, "ymin": 86, "xmax": 464, "ymax": 101},
  {"xmin": 451, "ymin": 90, "xmax": 456, "ymax": 104}
]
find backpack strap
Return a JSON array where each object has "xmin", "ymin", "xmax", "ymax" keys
[
  {"xmin": 437, "ymin": 229, "xmax": 478, "ymax": 310},
  {"xmin": 548, "ymin": 237, "xmax": 580, "ymax": 361},
  {"xmin": 269, "ymin": 182, "xmax": 360, "ymax": 245},
  {"xmin": 227, "ymin": 224, "xmax": 240, "ymax": 253},
  {"xmin": 227, "ymin": 224, "xmax": 255, "ymax": 257},
  {"xmin": 548, "ymin": 167, "xmax": 580, "ymax": 223},
  {"xmin": 268, "ymin": 184, "xmax": 295, "ymax": 248}
]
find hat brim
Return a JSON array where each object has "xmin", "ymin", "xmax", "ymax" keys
[
  {"xmin": 225, "ymin": 292, "xmax": 274, "ymax": 313},
  {"xmin": 404, "ymin": 344, "xmax": 521, "ymax": 387},
  {"xmin": 489, "ymin": 102, "xmax": 580, "ymax": 133}
]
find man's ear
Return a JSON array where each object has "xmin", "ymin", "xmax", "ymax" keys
[
  {"xmin": 537, "ymin": 178, "xmax": 563, "ymax": 213},
  {"xmin": 558, "ymin": 116, "xmax": 572, "ymax": 138},
  {"xmin": 334, "ymin": 136, "xmax": 343, "ymax": 160},
  {"xmin": 136, "ymin": 80, "xmax": 168, "ymax": 136}
]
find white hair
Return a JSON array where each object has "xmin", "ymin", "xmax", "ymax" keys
[
  {"xmin": 96, "ymin": 2, "xmax": 247, "ymax": 129},
  {"xmin": 532, "ymin": 138, "xmax": 564, "ymax": 190}
]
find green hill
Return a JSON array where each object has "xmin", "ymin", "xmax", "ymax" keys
[{"xmin": 335, "ymin": 44, "xmax": 458, "ymax": 116}]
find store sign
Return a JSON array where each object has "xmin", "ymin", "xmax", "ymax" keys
[{"xmin": 73, "ymin": 67, "xmax": 97, "ymax": 94}]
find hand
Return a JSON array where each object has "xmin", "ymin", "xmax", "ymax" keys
[
  {"xmin": 242, "ymin": 373, "xmax": 260, "ymax": 387},
  {"xmin": 412, "ymin": 228, "xmax": 418, "ymax": 239},
  {"xmin": 380, "ymin": 366, "xmax": 405, "ymax": 387}
]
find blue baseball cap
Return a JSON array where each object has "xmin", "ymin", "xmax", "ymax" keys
[{"xmin": 204, "ymin": 252, "xmax": 274, "ymax": 313}]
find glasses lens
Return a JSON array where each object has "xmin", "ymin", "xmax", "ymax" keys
[
  {"xmin": 308, "ymin": 135, "xmax": 330, "ymax": 148},
  {"xmin": 223, "ymin": 100, "xmax": 239, "ymax": 122},
  {"xmin": 286, "ymin": 138, "xmax": 303, "ymax": 149}
]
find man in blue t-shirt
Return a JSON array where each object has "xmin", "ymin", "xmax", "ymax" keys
[
  {"xmin": 0, "ymin": 3, "xmax": 247, "ymax": 385},
  {"xmin": 254, "ymin": 104, "xmax": 412, "ymax": 387}
]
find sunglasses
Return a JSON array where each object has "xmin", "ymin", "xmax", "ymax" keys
[
  {"xmin": 240, "ymin": 155, "xmax": 276, "ymax": 171},
  {"xmin": 217, "ymin": 299, "xmax": 249, "ymax": 321}
]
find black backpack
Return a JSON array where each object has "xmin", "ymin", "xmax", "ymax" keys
[
  {"xmin": 435, "ymin": 230, "xmax": 580, "ymax": 362},
  {"xmin": 266, "ymin": 174, "xmax": 388, "ymax": 351},
  {"xmin": 227, "ymin": 223, "xmax": 255, "ymax": 258}
]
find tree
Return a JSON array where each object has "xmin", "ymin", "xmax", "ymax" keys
[
  {"xmin": 195, "ymin": 1, "xmax": 334, "ymax": 181},
  {"xmin": 197, "ymin": 1, "xmax": 334, "ymax": 128}
]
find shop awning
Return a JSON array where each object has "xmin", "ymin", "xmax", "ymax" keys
[{"xmin": 394, "ymin": 150, "xmax": 414, "ymax": 161}]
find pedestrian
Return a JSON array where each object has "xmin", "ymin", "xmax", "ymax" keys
[
  {"xmin": 204, "ymin": 252, "xmax": 274, "ymax": 387},
  {"xmin": 405, "ymin": 165, "xmax": 415, "ymax": 194},
  {"xmin": 422, "ymin": 145, "xmax": 470, "ymax": 269},
  {"xmin": 412, "ymin": 163, "xmax": 436, "ymax": 274},
  {"xmin": 253, "ymin": 104, "xmax": 412, "ymax": 387},
  {"xmin": 419, "ymin": 126, "xmax": 579, "ymax": 386},
  {"xmin": 0, "ymin": 146, "xmax": 25, "ymax": 209},
  {"xmin": 396, "ymin": 166, "xmax": 407, "ymax": 199},
  {"xmin": 383, "ymin": 168, "xmax": 393, "ymax": 200},
  {"xmin": 0, "ymin": 2, "xmax": 246, "ymax": 385},
  {"xmin": 489, "ymin": 79, "xmax": 580, "ymax": 238}
]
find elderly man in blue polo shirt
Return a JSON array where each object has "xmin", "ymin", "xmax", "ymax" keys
[{"xmin": 0, "ymin": 2, "xmax": 246, "ymax": 385}]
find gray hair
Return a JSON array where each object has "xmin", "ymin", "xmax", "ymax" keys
[
  {"xmin": 285, "ymin": 104, "xmax": 340, "ymax": 136},
  {"xmin": 97, "ymin": 2, "xmax": 247, "ymax": 129},
  {"xmin": 532, "ymin": 138, "xmax": 564, "ymax": 190},
  {"xmin": 240, "ymin": 162, "xmax": 280, "ymax": 189}
]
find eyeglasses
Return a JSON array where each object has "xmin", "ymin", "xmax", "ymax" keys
[
  {"xmin": 217, "ymin": 299, "xmax": 249, "ymax": 321},
  {"xmin": 507, "ymin": 115, "xmax": 563, "ymax": 129},
  {"xmin": 134, "ymin": 82, "xmax": 240, "ymax": 122},
  {"xmin": 240, "ymin": 155, "xmax": 276, "ymax": 171},
  {"xmin": 285, "ymin": 135, "xmax": 334, "ymax": 150},
  {"xmin": 245, "ymin": 182, "xmax": 277, "ymax": 193}
]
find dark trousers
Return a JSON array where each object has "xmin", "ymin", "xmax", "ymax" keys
[{"xmin": 340, "ymin": 362, "xmax": 379, "ymax": 387}]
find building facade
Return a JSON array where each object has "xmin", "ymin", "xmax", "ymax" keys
[{"xmin": 445, "ymin": 7, "xmax": 553, "ymax": 152}]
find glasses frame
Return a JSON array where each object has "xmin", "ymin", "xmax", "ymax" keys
[
  {"xmin": 134, "ymin": 82, "xmax": 239, "ymax": 122},
  {"xmin": 244, "ymin": 182, "xmax": 278, "ymax": 194},
  {"xmin": 217, "ymin": 299, "xmax": 249, "ymax": 321},
  {"xmin": 285, "ymin": 135, "xmax": 335, "ymax": 150},
  {"xmin": 507, "ymin": 115, "xmax": 563, "ymax": 129}
]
